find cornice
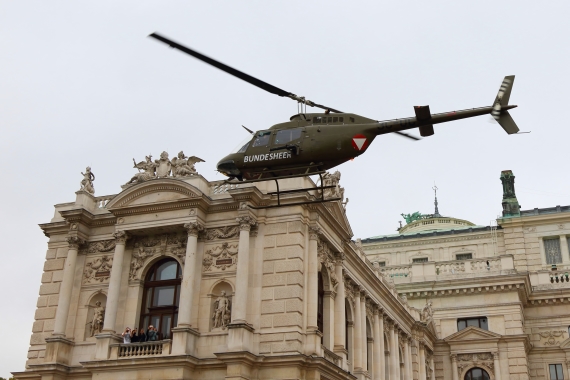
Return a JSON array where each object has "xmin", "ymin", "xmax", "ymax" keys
[
  {"xmin": 500, "ymin": 212, "xmax": 570, "ymax": 227},
  {"xmin": 108, "ymin": 199, "xmax": 208, "ymax": 217},
  {"xmin": 363, "ymin": 232, "xmax": 497, "ymax": 251},
  {"xmin": 39, "ymin": 221, "xmax": 68, "ymax": 238},
  {"xmin": 396, "ymin": 274, "xmax": 531, "ymax": 301}
]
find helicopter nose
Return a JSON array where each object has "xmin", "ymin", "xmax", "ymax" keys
[{"xmin": 216, "ymin": 159, "xmax": 241, "ymax": 177}]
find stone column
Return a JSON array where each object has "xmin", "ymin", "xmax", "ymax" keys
[
  {"xmin": 393, "ymin": 327, "xmax": 400, "ymax": 380},
  {"xmin": 171, "ymin": 222, "xmax": 204, "ymax": 356},
  {"xmin": 388, "ymin": 321, "xmax": 397, "ymax": 380},
  {"xmin": 354, "ymin": 289, "xmax": 363, "ymax": 370},
  {"xmin": 227, "ymin": 216, "xmax": 257, "ymax": 352},
  {"xmin": 419, "ymin": 342, "xmax": 426, "ymax": 380},
  {"xmin": 176, "ymin": 222, "xmax": 203, "ymax": 327},
  {"xmin": 360, "ymin": 290, "xmax": 368, "ymax": 373},
  {"xmin": 53, "ymin": 236, "xmax": 84, "ymax": 336},
  {"xmin": 373, "ymin": 308, "xmax": 383, "ymax": 380},
  {"xmin": 306, "ymin": 225, "xmax": 322, "ymax": 355},
  {"xmin": 403, "ymin": 336, "xmax": 411, "ymax": 380},
  {"xmin": 493, "ymin": 352, "xmax": 502, "ymax": 380},
  {"xmin": 102, "ymin": 231, "xmax": 128, "ymax": 333},
  {"xmin": 334, "ymin": 258, "xmax": 347, "ymax": 368},
  {"xmin": 408, "ymin": 339, "xmax": 413, "ymax": 380},
  {"xmin": 450, "ymin": 354, "xmax": 458, "ymax": 380},
  {"xmin": 307, "ymin": 226, "xmax": 320, "ymax": 329},
  {"xmin": 232, "ymin": 216, "xmax": 256, "ymax": 323},
  {"xmin": 95, "ymin": 231, "xmax": 128, "ymax": 360},
  {"xmin": 560, "ymin": 235, "xmax": 570, "ymax": 264}
]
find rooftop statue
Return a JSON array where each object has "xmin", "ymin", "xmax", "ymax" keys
[
  {"xmin": 401, "ymin": 211, "xmax": 423, "ymax": 224},
  {"xmin": 125, "ymin": 155, "xmax": 157, "ymax": 186},
  {"xmin": 123, "ymin": 151, "xmax": 205, "ymax": 188},
  {"xmin": 155, "ymin": 151, "xmax": 172, "ymax": 178},
  {"xmin": 321, "ymin": 170, "xmax": 344, "ymax": 200},
  {"xmin": 80, "ymin": 167, "xmax": 95, "ymax": 194},
  {"xmin": 171, "ymin": 151, "xmax": 205, "ymax": 177}
]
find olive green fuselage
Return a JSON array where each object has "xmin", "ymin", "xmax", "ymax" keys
[{"xmin": 216, "ymin": 105, "xmax": 515, "ymax": 180}]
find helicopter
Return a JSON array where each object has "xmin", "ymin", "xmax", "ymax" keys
[{"xmin": 149, "ymin": 33, "xmax": 520, "ymax": 207}]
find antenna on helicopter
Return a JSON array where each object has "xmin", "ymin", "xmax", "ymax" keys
[{"xmin": 241, "ymin": 125, "xmax": 254, "ymax": 135}]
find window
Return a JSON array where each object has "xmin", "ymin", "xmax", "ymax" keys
[
  {"xmin": 274, "ymin": 128, "xmax": 302, "ymax": 145},
  {"xmin": 544, "ymin": 238, "xmax": 562, "ymax": 264},
  {"xmin": 376, "ymin": 261, "xmax": 386, "ymax": 267},
  {"xmin": 456, "ymin": 253, "xmax": 473, "ymax": 261},
  {"xmin": 140, "ymin": 259, "xmax": 182, "ymax": 340},
  {"xmin": 317, "ymin": 272, "xmax": 324, "ymax": 343},
  {"xmin": 252, "ymin": 130, "xmax": 271, "ymax": 147},
  {"xmin": 464, "ymin": 367, "xmax": 490, "ymax": 380},
  {"xmin": 550, "ymin": 364, "xmax": 564, "ymax": 380},
  {"xmin": 413, "ymin": 257, "xmax": 428, "ymax": 263},
  {"xmin": 457, "ymin": 317, "xmax": 488, "ymax": 331},
  {"xmin": 237, "ymin": 143, "xmax": 249, "ymax": 153}
]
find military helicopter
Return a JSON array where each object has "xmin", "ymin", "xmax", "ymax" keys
[{"xmin": 149, "ymin": 33, "xmax": 520, "ymax": 207}]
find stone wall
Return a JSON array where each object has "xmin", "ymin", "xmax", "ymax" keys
[
  {"xmin": 28, "ymin": 244, "xmax": 68, "ymax": 364},
  {"xmin": 260, "ymin": 220, "xmax": 306, "ymax": 355}
]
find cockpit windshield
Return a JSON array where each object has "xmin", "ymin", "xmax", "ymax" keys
[{"xmin": 231, "ymin": 136, "xmax": 252, "ymax": 153}]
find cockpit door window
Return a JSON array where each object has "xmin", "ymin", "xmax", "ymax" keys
[
  {"xmin": 274, "ymin": 128, "xmax": 302, "ymax": 145},
  {"xmin": 252, "ymin": 131, "xmax": 272, "ymax": 147}
]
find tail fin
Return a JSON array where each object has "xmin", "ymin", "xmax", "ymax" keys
[{"xmin": 492, "ymin": 75, "xmax": 519, "ymax": 134}]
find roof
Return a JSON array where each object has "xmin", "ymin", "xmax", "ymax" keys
[{"xmin": 362, "ymin": 225, "xmax": 497, "ymax": 244}]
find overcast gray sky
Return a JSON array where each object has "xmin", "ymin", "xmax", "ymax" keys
[{"xmin": 2, "ymin": 1, "xmax": 569, "ymax": 376}]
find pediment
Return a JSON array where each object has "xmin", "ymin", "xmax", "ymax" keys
[
  {"xmin": 444, "ymin": 326, "xmax": 502, "ymax": 342},
  {"xmin": 322, "ymin": 200, "xmax": 353, "ymax": 237},
  {"xmin": 106, "ymin": 179, "xmax": 206, "ymax": 212}
]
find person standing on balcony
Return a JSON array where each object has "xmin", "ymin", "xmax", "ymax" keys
[{"xmin": 122, "ymin": 327, "xmax": 132, "ymax": 344}]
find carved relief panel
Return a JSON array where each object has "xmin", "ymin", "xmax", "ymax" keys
[
  {"xmin": 203, "ymin": 242, "xmax": 238, "ymax": 272},
  {"xmin": 456, "ymin": 352, "xmax": 495, "ymax": 378},
  {"xmin": 81, "ymin": 239, "xmax": 117, "ymax": 285},
  {"xmin": 129, "ymin": 233, "xmax": 188, "ymax": 281}
]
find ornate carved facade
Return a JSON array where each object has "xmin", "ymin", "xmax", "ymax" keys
[{"xmin": 14, "ymin": 167, "xmax": 570, "ymax": 380}]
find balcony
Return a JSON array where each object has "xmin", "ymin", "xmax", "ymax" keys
[{"xmin": 110, "ymin": 340, "xmax": 172, "ymax": 359}]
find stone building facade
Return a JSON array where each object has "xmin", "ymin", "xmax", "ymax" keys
[
  {"xmin": 13, "ymin": 156, "xmax": 436, "ymax": 380},
  {"xmin": 363, "ymin": 171, "xmax": 570, "ymax": 380}
]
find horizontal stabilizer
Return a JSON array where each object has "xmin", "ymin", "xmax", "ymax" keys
[{"xmin": 497, "ymin": 111, "xmax": 519, "ymax": 134}]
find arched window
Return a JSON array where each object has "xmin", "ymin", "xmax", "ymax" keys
[
  {"xmin": 464, "ymin": 367, "xmax": 490, "ymax": 380},
  {"xmin": 317, "ymin": 272, "xmax": 324, "ymax": 342},
  {"xmin": 140, "ymin": 259, "xmax": 182, "ymax": 340}
]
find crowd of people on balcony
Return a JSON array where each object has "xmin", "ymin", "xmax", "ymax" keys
[{"xmin": 121, "ymin": 325, "xmax": 159, "ymax": 344}]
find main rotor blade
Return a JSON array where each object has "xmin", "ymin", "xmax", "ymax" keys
[
  {"xmin": 149, "ymin": 33, "xmax": 341, "ymax": 113},
  {"xmin": 394, "ymin": 131, "xmax": 421, "ymax": 141}
]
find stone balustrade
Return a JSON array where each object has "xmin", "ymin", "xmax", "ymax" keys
[
  {"xmin": 110, "ymin": 340, "xmax": 171, "ymax": 359},
  {"xmin": 381, "ymin": 265, "xmax": 412, "ymax": 282},
  {"xmin": 322, "ymin": 345, "xmax": 342, "ymax": 367},
  {"xmin": 211, "ymin": 181, "xmax": 240, "ymax": 195},
  {"xmin": 93, "ymin": 195, "xmax": 115, "ymax": 209},
  {"xmin": 377, "ymin": 255, "xmax": 515, "ymax": 283}
]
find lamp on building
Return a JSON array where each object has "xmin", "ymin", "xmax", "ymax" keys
[{"xmin": 552, "ymin": 264, "xmax": 558, "ymax": 271}]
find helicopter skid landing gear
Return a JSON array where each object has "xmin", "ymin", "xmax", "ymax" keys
[{"xmin": 225, "ymin": 172, "xmax": 341, "ymax": 210}]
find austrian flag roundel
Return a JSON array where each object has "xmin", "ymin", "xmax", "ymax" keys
[{"xmin": 351, "ymin": 134, "xmax": 368, "ymax": 151}]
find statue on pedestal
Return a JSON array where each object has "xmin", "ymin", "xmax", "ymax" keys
[
  {"xmin": 171, "ymin": 151, "xmax": 205, "ymax": 177},
  {"xmin": 212, "ymin": 291, "xmax": 231, "ymax": 330},
  {"xmin": 80, "ymin": 167, "xmax": 95, "ymax": 194},
  {"xmin": 90, "ymin": 301, "xmax": 105, "ymax": 336}
]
